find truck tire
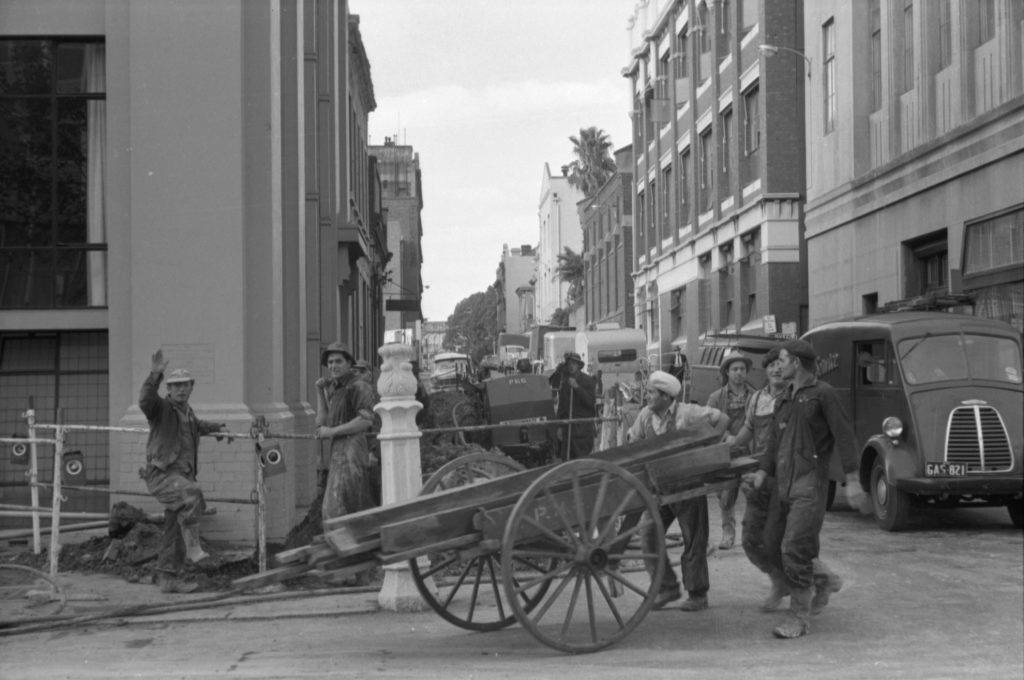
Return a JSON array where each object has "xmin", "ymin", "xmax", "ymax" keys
[
  {"xmin": 1009, "ymin": 500, "xmax": 1024, "ymax": 529},
  {"xmin": 870, "ymin": 456, "xmax": 911, "ymax": 531}
]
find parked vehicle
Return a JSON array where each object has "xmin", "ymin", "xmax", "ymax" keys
[
  {"xmin": 478, "ymin": 373, "xmax": 558, "ymax": 468},
  {"xmin": 575, "ymin": 328, "xmax": 647, "ymax": 390},
  {"xmin": 497, "ymin": 332, "xmax": 530, "ymax": 373},
  {"xmin": 528, "ymin": 325, "xmax": 574, "ymax": 364},
  {"xmin": 803, "ymin": 312, "xmax": 1023, "ymax": 531},
  {"xmin": 430, "ymin": 352, "xmax": 476, "ymax": 392},
  {"xmin": 543, "ymin": 331, "xmax": 578, "ymax": 373},
  {"xmin": 688, "ymin": 334, "xmax": 779, "ymax": 405}
]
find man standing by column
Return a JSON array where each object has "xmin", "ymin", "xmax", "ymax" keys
[
  {"xmin": 743, "ymin": 339, "xmax": 867, "ymax": 639},
  {"xmin": 707, "ymin": 352, "xmax": 756, "ymax": 550},
  {"xmin": 315, "ymin": 343, "xmax": 377, "ymax": 521},
  {"xmin": 139, "ymin": 349, "xmax": 230, "ymax": 594}
]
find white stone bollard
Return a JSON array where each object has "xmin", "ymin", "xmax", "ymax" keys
[{"xmin": 374, "ymin": 342, "xmax": 428, "ymax": 611}]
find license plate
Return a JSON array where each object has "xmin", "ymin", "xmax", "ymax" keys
[{"xmin": 926, "ymin": 462, "xmax": 968, "ymax": 477}]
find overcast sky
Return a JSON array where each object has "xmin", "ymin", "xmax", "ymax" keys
[{"xmin": 352, "ymin": 0, "xmax": 635, "ymax": 322}]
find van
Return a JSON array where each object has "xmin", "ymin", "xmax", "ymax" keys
[
  {"xmin": 688, "ymin": 334, "xmax": 780, "ymax": 405},
  {"xmin": 543, "ymin": 331, "xmax": 578, "ymax": 373},
  {"xmin": 575, "ymin": 328, "xmax": 647, "ymax": 390},
  {"xmin": 803, "ymin": 312, "xmax": 1023, "ymax": 531},
  {"xmin": 429, "ymin": 352, "xmax": 476, "ymax": 392}
]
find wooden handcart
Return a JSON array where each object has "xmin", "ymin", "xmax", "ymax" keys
[{"xmin": 234, "ymin": 424, "xmax": 757, "ymax": 654}]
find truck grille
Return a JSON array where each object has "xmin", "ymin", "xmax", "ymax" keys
[{"xmin": 945, "ymin": 406, "xmax": 1013, "ymax": 472}]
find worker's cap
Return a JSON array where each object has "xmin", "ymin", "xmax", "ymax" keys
[
  {"xmin": 781, "ymin": 339, "xmax": 818, "ymax": 364},
  {"xmin": 564, "ymin": 352, "xmax": 585, "ymax": 367},
  {"xmin": 719, "ymin": 351, "xmax": 753, "ymax": 375},
  {"xmin": 320, "ymin": 341, "xmax": 355, "ymax": 367},
  {"xmin": 165, "ymin": 368, "xmax": 194, "ymax": 385},
  {"xmin": 647, "ymin": 370, "xmax": 681, "ymax": 398},
  {"xmin": 354, "ymin": 359, "xmax": 372, "ymax": 372},
  {"xmin": 762, "ymin": 346, "xmax": 783, "ymax": 368}
]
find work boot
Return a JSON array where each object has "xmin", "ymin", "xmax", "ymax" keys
[
  {"xmin": 718, "ymin": 524, "xmax": 736, "ymax": 550},
  {"xmin": 772, "ymin": 587, "xmax": 812, "ymax": 639},
  {"xmin": 811, "ymin": 569, "xmax": 844, "ymax": 615},
  {"xmin": 761, "ymin": 572, "xmax": 791, "ymax": 612},
  {"xmin": 156, "ymin": 572, "xmax": 199, "ymax": 594},
  {"xmin": 181, "ymin": 524, "xmax": 210, "ymax": 564},
  {"xmin": 679, "ymin": 593, "xmax": 709, "ymax": 612},
  {"xmin": 652, "ymin": 586, "xmax": 682, "ymax": 610}
]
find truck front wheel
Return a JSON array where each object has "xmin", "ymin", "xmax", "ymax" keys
[
  {"xmin": 1009, "ymin": 500, "xmax": 1023, "ymax": 529},
  {"xmin": 870, "ymin": 457, "xmax": 911, "ymax": 531}
]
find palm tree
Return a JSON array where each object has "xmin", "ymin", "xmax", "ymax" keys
[
  {"xmin": 566, "ymin": 127, "xmax": 617, "ymax": 196},
  {"xmin": 555, "ymin": 246, "xmax": 585, "ymax": 311}
]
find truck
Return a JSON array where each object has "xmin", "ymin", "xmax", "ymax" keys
[
  {"xmin": 574, "ymin": 328, "xmax": 647, "ymax": 391},
  {"xmin": 496, "ymin": 332, "xmax": 530, "ymax": 374},
  {"xmin": 543, "ymin": 331, "xmax": 578, "ymax": 374},
  {"xmin": 528, "ymin": 325, "xmax": 574, "ymax": 364},
  {"xmin": 802, "ymin": 311, "xmax": 1023, "ymax": 531},
  {"xmin": 687, "ymin": 333, "xmax": 778, "ymax": 405}
]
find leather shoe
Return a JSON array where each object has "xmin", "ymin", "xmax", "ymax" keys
[
  {"xmin": 652, "ymin": 587, "xmax": 682, "ymax": 610},
  {"xmin": 679, "ymin": 595, "xmax": 709, "ymax": 612}
]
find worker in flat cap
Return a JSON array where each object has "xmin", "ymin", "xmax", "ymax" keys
[
  {"xmin": 314, "ymin": 342, "xmax": 378, "ymax": 521},
  {"xmin": 706, "ymin": 351, "xmax": 756, "ymax": 550},
  {"xmin": 624, "ymin": 370, "xmax": 729, "ymax": 612},
  {"xmin": 139, "ymin": 349, "xmax": 231, "ymax": 593},
  {"xmin": 742, "ymin": 338, "xmax": 867, "ymax": 639},
  {"xmin": 551, "ymin": 352, "xmax": 598, "ymax": 460}
]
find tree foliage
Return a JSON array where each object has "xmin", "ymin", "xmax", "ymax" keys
[
  {"xmin": 565, "ymin": 126, "xmax": 617, "ymax": 197},
  {"xmin": 443, "ymin": 287, "xmax": 499, "ymax": 362},
  {"xmin": 555, "ymin": 246, "xmax": 585, "ymax": 311}
]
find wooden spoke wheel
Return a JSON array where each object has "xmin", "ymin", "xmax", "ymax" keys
[
  {"xmin": 410, "ymin": 452, "xmax": 553, "ymax": 632},
  {"xmin": 0, "ymin": 563, "xmax": 67, "ymax": 624},
  {"xmin": 500, "ymin": 458, "xmax": 665, "ymax": 654}
]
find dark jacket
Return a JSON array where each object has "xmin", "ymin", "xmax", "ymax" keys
[{"xmin": 139, "ymin": 371, "xmax": 222, "ymax": 474}]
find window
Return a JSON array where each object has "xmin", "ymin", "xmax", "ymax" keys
[
  {"xmin": 823, "ymin": 20, "xmax": 836, "ymax": 133},
  {"xmin": 675, "ymin": 29, "xmax": 690, "ymax": 105},
  {"xmin": 905, "ymin": 232, "xmax": 948, "ymax": 295},
  {"xmin": 740, "ymin": 0, "xmax": 758, "ymax": 37},
  {"xmin": 938, "ymin": 0, "xmax": 952, "ymax": 69},
  {"xmin": 857, "ymin": 340, "xmax": 893, "ymax": 386},
  {"xmin": 720, "ymin": 108, "xmax": 732, "ymax": 194},
  {"xmin": 648, "ymin": 180, "xmax": 657, "ymax": 244},
  {"xmin": 717, "ymin": 0, "xmax": 733, "ymax": 65},
  {"xmin": 671, "ymin": 287, "xmax": 686, "ymax": 338},
  {"xmin": 964, "ymin": 208, "xmax": 1024, "ymax": 275},
  {"xmin": 0, "ymin": 40, "xmax": 108, "ymax": 308},
  {"xmin": 679, "ymin": 149, "xmax": 691, "ymax": 224},
  {"xmin": 978, "ymin": 0, "xmax": 996, "ymax": 44},
  {"xmin": 741, "ymin": 86, "xmax": 760, "ymax": 187},
  {"xmin": 902, "ymin": 0, "xmax": 914, "ymax": 93},
  {"xmin": 870, "ymin": 0, "xmax": 882, "ymax": 111},
  {"xmin": 697, "ymin": 2, "xmax": 712, "ymax": 84},
  {"xmin": 699, "ymin": 128, "xmax": 714, "ymax": 214},
  {"xmin": 661, "ymin": 166, "xmax": 672, "ymax": 239}
]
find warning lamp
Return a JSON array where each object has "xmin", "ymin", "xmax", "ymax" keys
[
  {"xmin": 257, "ymin": 440, "xmax": 286, "ymax": 477},
  {"xmin": 64, "ymin": 450, "xmax": 85, "ymax": 480}
]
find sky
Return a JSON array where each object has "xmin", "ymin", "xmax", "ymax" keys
[{"xmin": 352, "ymin": 0, "xmax": 635, "ymax": 322}]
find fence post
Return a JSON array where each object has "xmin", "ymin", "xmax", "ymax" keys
[
  {"xmin": 374, "ymin": 342, "xmax": 427, "ymax": 612},
  {"xmin": 48, "ymin": 410, "xmax": 65, "ymax": 578},
  {"xmin": 25, "ymin": 397, "xmax": 41, "ymax": 554}
]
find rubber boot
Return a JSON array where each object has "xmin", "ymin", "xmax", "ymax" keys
[
  {"xmin": 772, "ymin": 587, "xmax": 812, "ymax": 639},
  {"xmin": 760, "ymin": 571, "xmax": 791, "ymax": 612},
  {"xmin": 156, "ymin": 572, "xmax": 198, "ymax": 594},
  {"xmin": 181, "ymin": 524, "xmax": 210, "ymax": 564},
  {"xmin": 811, "ymin": 565, "xmax": 843, "ymax": 615}
]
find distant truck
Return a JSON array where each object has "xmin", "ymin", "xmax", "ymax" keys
[
  {"xmin": 687, "ymin": 333, "xmax": 778, "ymax": 405},
  {"xmin": 543, "ymin": 331, "xmax": 578, "ymax": 373},
  {"xmin": 574, "ymin": 328, "xmax": 647, "ymax": 390},
  {"xmin": 803, "ymin": 311, "xmax": 1023, "ymax": 531},
  {"xmin": 528, "ymin": 325, "xmax": 574, "ymax": 364},
  {"xmin": 497, "ymin": 332, "xmax": 530, "ymax": 373}
]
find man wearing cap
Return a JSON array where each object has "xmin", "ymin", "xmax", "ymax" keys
[
  {"xmin": 315, "ymin": 343, "xmax": 378, "ymax": 520},
  {"xmin": 139, "ymin": 349, "xmax": 231, "ymax": 593},
  {"xmin": 743, "ymin": 339, "xmax": 867, "ymax": 639},
  {"xmin": 625, "ymin": 370, "xmax": 729, "ymax": 611},
  {"xmin": 706, "ymin": 352, "xmax": 756, "ymax": 550},
  {"xmin": 553, "ymin": 352, "xmax": 597, "ymax": 459}
]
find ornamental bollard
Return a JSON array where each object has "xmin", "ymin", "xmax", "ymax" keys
[{"xmin": 374, "ymin": 342, "xmax": 428, "ymax": 611}]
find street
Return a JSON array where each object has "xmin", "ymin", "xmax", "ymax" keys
[{"xmin": 2, "ymin": 501, "xmax": 1021, "ymax": 680}]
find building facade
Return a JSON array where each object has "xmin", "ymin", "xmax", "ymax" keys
[
  {"xmin": 371, "ymin": 138, "xmax": 424, "ymax": 332},
  {"xmin": 581, "ymin": 145, "xmax": 635, "ymax": 329},
  {"xmin": 0, "ymin": 0, "xmax": 388, "ymax": 542},
  {"xmin": 536, "ymin": 164, "xmax": 585, "ymax": 326},
  {"xmin": 803, "ymin": 0, "xmax": 1023, "ymax": 331},
  {"xmin": 625, "ymin": 0, "xmax": 809, "ymax": 371},
  {"xmin": 494, "ymin": 244, "xmax": 536, "ymax": 335}
]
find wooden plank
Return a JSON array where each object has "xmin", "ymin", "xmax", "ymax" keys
[
  {"xmin": 308, "ymin": 558, "xmax": 378, "ymax": 581},
  {"xmin": 232, "ymin": 563, "xmax": 311, "ymax": 590},
  {"xmin": 379, "ymin": 532, "xmax": 482, "ymax": 565}
]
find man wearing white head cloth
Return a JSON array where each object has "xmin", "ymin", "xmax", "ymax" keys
[{"xmin": 625, "ymin": 370, "xmax": 728, "ymax": 611}]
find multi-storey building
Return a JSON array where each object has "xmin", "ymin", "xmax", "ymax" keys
[
  {"xmin": 625, "ymin": 0, "xmax": 809, "ymax": 370},
  {"xmin": 536, "ymin": 164, "xmax": 585, "ymax": 326},
  {"xmin": 580, "ymin": 145, "xmax": 635, "ymax": 329},
  {"xmin": 0, "ymin": 1, "xmax": 387, "ymax": 542},
  {"xmin": 803, "ymin": 0, "xmax": 1023, "ymax": 331},
  {"xmin": 494, "ymin": 244, "xmax": 536, "ymax": 334},
  {"xmin": 371, "ymin": 138, "xmax": 424, "ymax": 332}
]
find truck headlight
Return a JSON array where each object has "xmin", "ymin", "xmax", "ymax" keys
[{"xmin": 882, "ymin": 417, "xmax": 904, "ymax": 440}]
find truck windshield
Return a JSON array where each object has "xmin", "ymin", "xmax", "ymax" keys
[{"xmin": 898, "ymin": 334, "xmax": 1023, "ymax": 385}]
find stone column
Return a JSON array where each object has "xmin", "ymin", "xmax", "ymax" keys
[{"xmin": 374, "ymin": 342, "xmax": 428, "ymax": 611}]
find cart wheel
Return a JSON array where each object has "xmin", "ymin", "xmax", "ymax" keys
[
  {"xmin": 410, "ymin": 452, "xmax": 553, "ymax": 632},
  {"xmin": 500, "ymin": 459, "xmax": 665, "ymax": 654},
  {"xmin": 0, "ymin": 563, "xmax": 68, "ymax": 624}
]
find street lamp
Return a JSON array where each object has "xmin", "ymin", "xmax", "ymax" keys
[{"xmin": 759, "ymin": 43, "xmax": 811, "ymax": 79}]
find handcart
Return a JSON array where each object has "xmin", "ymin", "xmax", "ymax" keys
[{"xmin": 234, "ymin": 424, "xmax": 756, "ymax": 654}]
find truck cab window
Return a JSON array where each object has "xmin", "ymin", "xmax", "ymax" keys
[{"xmin": 857, "ymin": 341, "xmax": 890, "ymax": 385}]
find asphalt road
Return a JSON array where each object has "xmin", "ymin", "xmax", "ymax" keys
[{"xmin": 2, "ymin": 502, "xmax": 1021, "ymax": 680}]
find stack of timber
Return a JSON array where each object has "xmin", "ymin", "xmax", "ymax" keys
[{"xmin": 232, "ymin": 423, "xmax": 755, "ymax": 591}]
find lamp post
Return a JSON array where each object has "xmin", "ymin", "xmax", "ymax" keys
[{"xmin": 759, "ymin": 43, "xmax": 811, "ymax": 79}]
